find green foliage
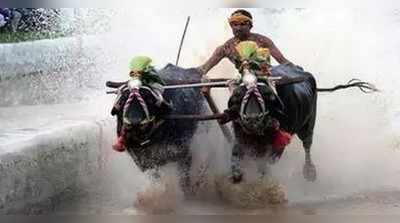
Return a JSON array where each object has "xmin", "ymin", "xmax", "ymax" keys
[{"xmin": 0, "ymin": 31, "xmax": 67, "ymax": 43}]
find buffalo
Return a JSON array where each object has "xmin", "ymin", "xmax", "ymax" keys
[
  {"xmin": 107, "ymin": 64, "xmax": 205, "ymax": 193},
  {"xmin": 222, "ymin": 63, "xmax": 318, "ymax": 183}
]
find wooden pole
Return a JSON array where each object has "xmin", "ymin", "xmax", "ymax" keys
[
  {"xmin": 175, "ymin": 16, "xmax": 190, "ymax": 66},
  {"xmin": 174, "ymin": 16, "xmax": 233, "ymax": 143},
  {"xmin": 202, "ymin": 91, "xmax": 233, "ymax": 143}
]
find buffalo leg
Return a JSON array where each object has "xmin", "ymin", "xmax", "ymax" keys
[
  {"xmin": 256, "ymin": 145, "xmax": 272, "ymax": 179},
  {"xmin": 148, "ymin": 167, "xmax": 161, "ymax": 182},
  {"xmin": 177, "ymin": 147, "xmax": 192, "ymax": 196},
  {"xmin": 256, "ymin": 156, "xmax": 270, "ymax": 179},
  {"xmin": 231, "ymin": 143, "xmax": 244, "ymax": 183},
  {"xmin": 302, "ymin": 138, "xmax": 317, "ymax": 182},
  {"xmin": 298, "ymin": 101, "xmax": 317, "ymax": 182},
  {"xmin": 116, "ymin": 114, "xmax": 123, "ymax": 136}
]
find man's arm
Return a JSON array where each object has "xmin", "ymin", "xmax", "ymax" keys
[{"xmin": 197, "ymin": 45, "xmax": 226, "ymax": 76}]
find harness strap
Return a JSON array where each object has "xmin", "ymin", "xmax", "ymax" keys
[
  {"xmin": 133, "ymin": 119, "xmax": 165, "ymax": 149},
  {"xmin": 123, "ymin": 88, "xmax": 150, "ymax": 122},
  {"xmin": 239, "ymin": 85, "xmax": 266, "ymax": 117},
  {"xmin": 140, "ymin": 86, "xmax": 166, "ymax": 107}
]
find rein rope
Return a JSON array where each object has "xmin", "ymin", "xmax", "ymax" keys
[
  {"xmin": 240, "ymin": 85, "xmax": 266, "ymax": 116},
  {"xmin": 123, "ymin": 88, "xmax": 150, "ymax": 120},
  {"xmin": 317, "ymin": 78, "xmax": 379, "ymax": 93}
]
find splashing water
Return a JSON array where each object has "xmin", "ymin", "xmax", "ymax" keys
[
  {"xmin": 3, "ymin": 8, "xmax": 400, "ymax": 213},
  {"xmin": 133, "ymin": 166, "xmax": 184, "ymax": 214},
  {"xmin": 215, "ymin": 175, "xmax": 287, "ymax": 208}
]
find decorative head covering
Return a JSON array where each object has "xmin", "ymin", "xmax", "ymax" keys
[
  {"xmin": 256, "ymin": 47, "xmax": 270, "ymax": 62},
  {"xmin": 235, "ymin": 41, "xmax": 258, "ymax": 60},
  {"xmin": 235, "ymin": 41, "xmax": 270, "ymax": 63},
  {"xmin": 128, "ymin": 56, "xmax": 154, "ymax": 78},
  {"xmin": 129, "ymin": 56, "xmax": 154, "ymax": 73},
  {"xmin": 235, "ymin": 41, "xmax": 271, "ymax": 74}
]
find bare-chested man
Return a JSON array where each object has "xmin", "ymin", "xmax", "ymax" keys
[
  {"xmin": 197, "ymin": 9, "xmax": 291, "ymax": 76},
  {"xmin": 196, "ymin": 9, "xmax": 294, "ymax": 169}
]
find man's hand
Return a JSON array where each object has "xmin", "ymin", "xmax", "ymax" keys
[
  {"xmin": 201, "ymin": 76, "xmax": 211, "ymax": 94},
  {"xmin": 218, "ymin": 112, "xmax": 231, "ymax": 125},
  {"xmin": 259, "ymin": 63, "xmax": 272, "ymax": 76}
]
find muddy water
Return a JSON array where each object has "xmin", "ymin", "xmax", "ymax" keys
[
  {"xmin": 7, "ymin": 8, "xmax": 400, "ymax": 215},
  {"xmin": 44, "ymin": 120, "xmax": 400, "ymax": 215}
]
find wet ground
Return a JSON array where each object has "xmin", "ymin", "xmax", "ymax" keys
[
  {"xmin": 2, "ymin": 101, "xmax": 400, "ymax": 215},
  {"xmin": 19, "ymin": 182, "xmax": 400, "ymax": 215},
  {"xmin": 10, "ymin": 149, "xmax": 400, "ymax": 215}
]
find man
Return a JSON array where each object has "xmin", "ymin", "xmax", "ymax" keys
[
  {"xmin": 112, "ymin": 56, "xmax": 166, "ymax": 152},
  {"xmin": 197, "ymin": 9, "xmax": 291, "ymax": 76},
  {"xmin": 0, "ymin": 8, "xmax": 11, "ymax": 30}
]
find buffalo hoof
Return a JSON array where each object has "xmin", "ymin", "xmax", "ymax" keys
[
  {"xmin": 182, "ymin": 186, "xmax": 195, "ymax": 198},
  {"xmin": 303, "ymin": 162, "xmax": 317, "ymax": 182},
  {"xmin": 231, "ymin": 173, "xmax": 243, "ymax": 184}
]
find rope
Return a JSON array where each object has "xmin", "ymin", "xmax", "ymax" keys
[
  {"xmin": 123, "ymin": 89, "xmax": 150, "ymax": 120},
  {"xmin": 162, "ymin": 113, "xmax": 224, "ymax": 121},
  {"xmin": 317, "ymin": 78, "xmax": 379, "ymax": 93},
  {"xmin": 240, "ymin": 86, "xmax": 266, "ymax": 116}
]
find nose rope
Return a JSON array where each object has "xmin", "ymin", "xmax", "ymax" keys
[
  {"xmin": 120, "ymin": 88, "xmax": 162, "ymax": 148},
  {"xmin": 123, "ymin": 89, "xmax": 150, "ymax": 120},
  {"xmin": 240, "ymin": 86, "xmax": 266, "ymax": 116}
]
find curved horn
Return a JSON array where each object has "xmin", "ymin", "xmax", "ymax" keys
[{"xmin": 106, "ymin": 81, "xmax": 127, "ymax": 88}]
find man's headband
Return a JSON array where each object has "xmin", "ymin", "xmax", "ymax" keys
[{"xmin": 228, "ymin": 13, "xmax": 253, "ymax": 24}]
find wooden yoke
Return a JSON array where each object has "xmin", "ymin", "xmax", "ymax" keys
[{"xmin": 202, "ymin": 90, "xmax": 233, "ymax": 143}]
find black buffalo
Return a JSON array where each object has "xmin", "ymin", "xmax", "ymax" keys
[
  {"xmin": 108, "ymin": 64, "xmax": 205, "ymax": 193},
  {"xmin": 224, "ymin": 63, "xmax": 317, "ymax": 183}
]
